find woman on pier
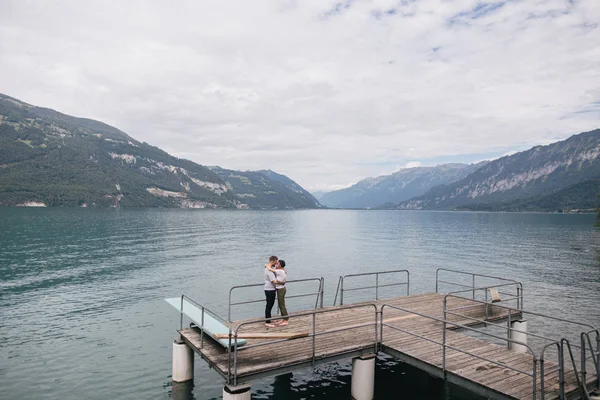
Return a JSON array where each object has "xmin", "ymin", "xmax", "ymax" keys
[{"xmin": 274, "ymin": 260, "xmax": 288, "ymax": 326}]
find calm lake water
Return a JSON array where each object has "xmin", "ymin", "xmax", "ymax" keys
[{"xmin": 1, "ymin": 208, "xmax": 599, "ymax": 399}]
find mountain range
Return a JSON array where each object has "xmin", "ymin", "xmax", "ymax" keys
[
  {"xmin": 2, "ymin": 92, "xmax": 598, "ymax": 212},
  {"xmin": 395, "ymin": 129, "xmax": 600, "ymax": 211},
  {"xmin": 318, "ymin": 163, "xmax": 486, "ymax": 209},
  {"xmin": 0, "ymin": 93, "xmax": 320, "ymax": 209},
  {"xmin": 317, "ymin": 129, "xmax": 600, "ymax": 212}
]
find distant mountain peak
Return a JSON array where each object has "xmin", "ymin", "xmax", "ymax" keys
[{"xmin": 319, "ymin": 163, "xmax": 485, "ymax": 209}]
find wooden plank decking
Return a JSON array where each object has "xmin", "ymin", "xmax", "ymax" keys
[{"xmin": 178, "ymin": 293, "xmax": 597, "ymax": 400}]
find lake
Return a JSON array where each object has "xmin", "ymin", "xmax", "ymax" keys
[{"xmin": 1, "ymin": 208, "xmax": 599, "ymax": 399}]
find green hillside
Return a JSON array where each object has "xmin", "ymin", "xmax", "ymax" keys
[{"xmin": 0, "ymin": 93, "xmax": 319, "ymax": 209}]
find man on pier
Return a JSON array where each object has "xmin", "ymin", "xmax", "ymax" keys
[{"xmin": 264, "ymin": 256, "xmax": 279, "ymax": 327}]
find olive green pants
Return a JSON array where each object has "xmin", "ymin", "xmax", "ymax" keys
[{"xmin": 277, "ymin": 287, "xmax": 288, "ymax": 321}]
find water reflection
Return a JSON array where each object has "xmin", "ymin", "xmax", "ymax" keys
[{"xmin": 171, "ymin": 381, "xmax": 195, "ymax": 400}]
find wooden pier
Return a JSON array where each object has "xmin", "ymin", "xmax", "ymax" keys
[{"xmin": 169, "ymin": 270, "xmax": 599, "ymax": 400}]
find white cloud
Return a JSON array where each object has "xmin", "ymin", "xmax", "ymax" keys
[
  {"xmin": 1, "ymin": 0, "xmax": 599, "ymax": 191},
  {"xmin": 403, "ymin": 161, "xmax": 423, "ymax": 169}
]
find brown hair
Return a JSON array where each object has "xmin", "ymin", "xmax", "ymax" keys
[{"xmin": 269, "ymin": 255, "xmax": 278, "ymax": 262}]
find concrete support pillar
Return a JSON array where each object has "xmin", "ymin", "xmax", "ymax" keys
[
  {"xmin": 509, "ymin": 320, "xmax": 528, "ymax": 354},
  {"xmin": 223, "ymin": 383, "xmax": 251, "ymax": 400},
  {"xmin": 172, "ymin": 339, "xmax": 194, "ymax": 383},
  {"xmin": 351, "ymin": 354, "xmax": 376, "ymax": 400}
]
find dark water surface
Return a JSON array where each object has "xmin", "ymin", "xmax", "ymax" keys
[{"xmin": 1, "ymin": 208, "xmax": 599, "ymax": 399}]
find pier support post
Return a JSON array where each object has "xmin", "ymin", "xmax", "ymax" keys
[
  {"xmin": 172, "ymin": 338, "xmax": 194, "ymax": 383},
  {"xmin": 223, "ymin": 383, "xmax": 251, "ymax": 400},
  {"xmin": 351, "ymin": 354, "xmax": 376, "ymax": 400},
  {"xmin": 509, "ymin": 320, "xmax": 528, "ymax": 354}
]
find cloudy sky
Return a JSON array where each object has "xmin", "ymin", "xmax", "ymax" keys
[{"xmin": 1, "ymin": 0, "xmax": 599, "ymax": 191}]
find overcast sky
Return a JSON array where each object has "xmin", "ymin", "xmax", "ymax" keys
[{"xmin": 1, "ymin": 0, "xmax": 599, "ymax": 191}]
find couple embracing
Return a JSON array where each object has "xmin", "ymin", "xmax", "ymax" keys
[{"xmin": 264, "ymin": 255, "xmax": 289, "ymax": 328}]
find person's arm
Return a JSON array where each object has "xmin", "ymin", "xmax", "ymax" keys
[
  {"xmin": 272, "ymin": 271, "xmax": 284, "ymax": 285},
  {"xmin": 265, "ymin": 264, "xmax": 276, "ymax": 273},
  {"xmin": 266, "ymin": 265, "xmax": 281, "ymax": 284}
]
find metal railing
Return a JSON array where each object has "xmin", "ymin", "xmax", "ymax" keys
[
  {"xmin": 443, "ymin": 283, "xmax": 523, "ymax": 324},
  {"xmin": 380, "ymin": 303, "xmax": 539, "ymax": 399},
  {"xmin": 561, "ymin": 339, "xmax": 589, "ymax": 400},
  {"xmin": 435, "ymin": 268, "xmax": 524, "ymax": 310},
  {"xmin": 228, "ymin": 277, "xmax": 324, "ymax": 323},
  {"xmin": 177, "ymin": 294, "xmax": 228, "ymax": 349},
  {"xmin": 173, "ymin": 268, "xmax": 598, "ymax": 396},
  {"xmin": 443, "ymin": 292, "xmax": 600, "ymax": 398},
  {"xmin": 333, "ymin": 270, "xmax": 409, "ymax": 306},
  {"xmin": 226, "ymin": 303, "xmax": 378, "ymax": 385},
  {"xmin": 582, "ymin": 330, "xmax": 600, "ymax": 391}
]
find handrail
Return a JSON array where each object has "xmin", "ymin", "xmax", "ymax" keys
[
  {"xmin": 380, "ymin": 304, "xmax": 537, "ymax": 357},
  {"xmin": 179, "ymin": 294, "xmax": 228, "ymax": 324},
  {"xmin": 444, "ymin": 282, "xmax": 523, "ymax": 320},
  {"xmin": 333, "ymin": 270, "xmax": 410, "ymax": 306},
  {"xmin": 228, "ymin": 277, "xmax": 324, "ymax": 323},
  {"xmin": 444, "ymin": 293, "xmax": 599, "ymax": 397},
  {"xmin": 178, "ymin": 294, "xmax": 229, "ymax": 350},
  {"xmin": 561, "ymin": 339, "xmax": 588, "ymax": 400},
  {"xmin": 444, "ymin": 294, "xmax": 598, "ymax": 333},
  {"xmin": 436, "ymin": 268, "xmax": 523, "ymax": 309},
  {"xmin": 380, "ymin": 303, "xmax": 538, "ymax": 400},
  {"xmin": 540, "ymin": 341, "xmax": 562, "ymax": 400},
  {"xmin": 581, "ymin": 330, "xmax": 600, "ymax": 391},
  {"xmin": 227, "ymin": 303, "xmax": 378, "ymax": 385}
]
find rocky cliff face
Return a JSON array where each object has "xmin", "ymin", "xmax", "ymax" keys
[{"xmin": 396, "ymin": 129, "xmax": 600, "ymax": 210}]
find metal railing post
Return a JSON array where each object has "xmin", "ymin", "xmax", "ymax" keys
[
  {"xmin": 540, "ymin": 357, "xmax": 546, "ymax": 400},
  {"xmin": 436, "ymin": 268, "xmax": 440, "ymax": 293},
  {"xmin": 597, "ymin": 333, "xmax": 600, "ymax": 390},
  {"xmin": 227, "ymin": 333, "xmax": 232, "ymax": 384},
  {"xmin": 340, "ymin": 277, "xmax": 344, "ymax": 306},
  {"xmin": 507, "ymin": 311, "xmax": 512, "ymax": 349},
  {"xmin": 180, "ymin": 295, "xmax": 184, "ymax": 330},
  {"xmin": 319, "ymin": 278, "xmax": 324, "ymax": 308},
  {"xmin": 380, "ymin": 306, "xmax": 385, "ymax": 350},
  {"xmin": 201, "ymin": 306, "xmax": 205, "ymax": 348},
  {"xmin": 374, "ymin": 310, "xmax": 379, "ymax": 353},
  {"xmin": 472, "ymin": 274, "xmax": 475, "ymax": 300},
  {"xmin": 581, "ymin": 334, "xmax": 587, "ymax": 391},
  {"xmin": 484, "ymin": 288, "xmax": 489, "ymax": 323},
  {"xmin": 228, "ymin": 287, "xmax": 233, "ymax": 326},
  {"xmin": 312, "ymin": 312, "xmax": 316, "ymax": 367},
  {"xmin": 559, "ymin": 341, "xmax": 566, "ymax": 399},
  {"xmin": 376, "ymin": 273, "xmax": 379, "ymax": 301},
  {"xmin": 443, "ymin": 297, "xmax": 447, "ymax": 372},
  {"xmin": 532, "ymin": 358, "xmax": 537, "ymax": 400},
  {"xmin": 234, "ymin": 334, "xmax": 239, "ymax": 386},
  {"xmin": 518, "ymin": 283, "xmax": 523, "ymax": 310},
  {"xmin": 333, "ymin": 277, "xmax": 341, "ymax": 306},
  {"xmin": 407, "ymin": 271, "xmax": 410, "ymax": 296}
]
